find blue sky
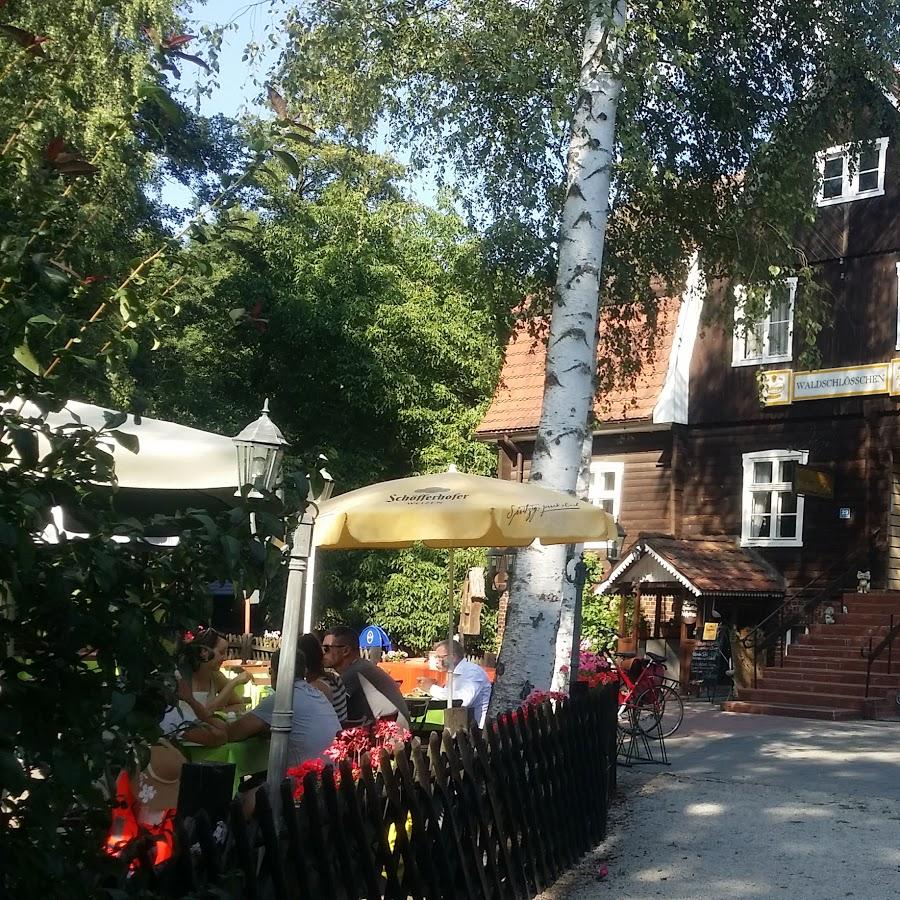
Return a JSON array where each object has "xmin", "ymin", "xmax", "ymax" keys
[{"xmin": 163, "ymin": 1, "xmax": 437, "ymax": 210}]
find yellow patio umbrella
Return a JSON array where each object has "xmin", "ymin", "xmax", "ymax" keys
[{"xmin": 313, "ymin": 470, "xmax": 616, "ymax": 706}]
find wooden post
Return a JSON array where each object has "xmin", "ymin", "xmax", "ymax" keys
[
  {"xmin": 670, "ymin": 425, "xmax": 685, "ymax": 538},
  {"xmin": 633, "ymin": 582, "xmax": 642, "ymax": 647},
  {"xmin": 617, "ymin": 594, "xmax": 626, "ymax": 646},
  {"xmin": 653, "ymin": 592, "xmax": 662, "ymax": 640}
]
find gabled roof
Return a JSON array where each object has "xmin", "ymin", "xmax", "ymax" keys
[
  {"xmin": 475, "ymin": 296, "xmax": 682, "ymax": 437},
  {"xmin": 598, "ymin": 534, "xmax": 785, "ymax": 597}
]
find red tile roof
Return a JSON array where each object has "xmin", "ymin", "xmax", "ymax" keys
[
  {"xmin": 476, "ymin": 296, "xmax": 682, "ymax": 436},
  {"xmin": 603, "ymin": 535, "xmax": 785, "ymax": 596}
]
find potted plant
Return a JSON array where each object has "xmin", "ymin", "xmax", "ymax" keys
[{"xmin": 638, "ymin": 614, "xmax": 651, "ymax": 640}]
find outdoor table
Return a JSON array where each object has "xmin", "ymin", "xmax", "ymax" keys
[
  {"xmin": 404, "ymin": 696, "xmax": 458, "ymax": 736},
  {"xmin": 380, "ymin": 658, "xmax": 496, "ymax": 694},
  {"xmin": 183, "ymin": 735, "xmax": 269, "ymax": 794},
  {"xmin": 381, "ymin": 659, "xmax": 442, "ymax": 694}
]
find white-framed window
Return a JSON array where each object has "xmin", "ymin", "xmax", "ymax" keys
[
  {"xmin": 586, "ymin": 460, "xmax": 623, "ymax": 549},
  {"xmin": 817, "ymin": 137, "xmax": 889, "ymax": 207},
  {"xmin": 741, "ymin": 450, "xmax": 808, "ymax": 548},
  {"xmin": 895, "ymin": 261, "xmax": 900, "ymax": 352},
  {"xmin": 732, "ymin": 279, "xmax": 797, "ymax": 367}
]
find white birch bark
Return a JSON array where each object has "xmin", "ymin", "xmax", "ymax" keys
[
  {"xmin": 489, "ymin": 1, "xmax": 625, "ymax": 715},
  {"xmin": 550, "ymin": 428, "xmax": 595, "ymax": 692}
]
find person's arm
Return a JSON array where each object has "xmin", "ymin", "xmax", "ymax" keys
[
  {"xmin": 431, "ymin": 673, "xmax": 479, "ymax": 707},
  {"xmin": 182, "ymin": 718, "xmax": 228, "ymax": 746},
  {"xmin": 160, "ymin": 681, "xmax": 228, "ymax": 747},
  {"xmin": 228, "ymin": 692, "xmax": 275, "ymax": 742},
  {"xmin": 178, "ymin": 676, "xmax": 220, "ymax": 723},
  {"xmin": 204, "ymin": 669, "xmax": 251, "ymax": 714},
  {"xmin": 226, "ymin": 711, "xmax": 269, "ymax": 743}
]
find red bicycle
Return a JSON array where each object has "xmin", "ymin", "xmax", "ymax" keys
[{"xmin": 609, "ymin": 650, "xmax": 684, "ymax": 738}]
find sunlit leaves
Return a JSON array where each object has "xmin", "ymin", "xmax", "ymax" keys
[
  {"xmin": 13, "ymin": 341, "xmax": 41, "ymax": 375},
  {"xmin": 278, "ymin": 0, "xmax": 900, "ymax": 367}
]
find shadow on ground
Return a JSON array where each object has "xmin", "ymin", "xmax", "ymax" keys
[{"xmin": 543, "ymin": 707, "xmax": 900, "ymax": 900}]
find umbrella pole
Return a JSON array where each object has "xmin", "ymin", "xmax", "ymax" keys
[{"xmin": 447, "ymin": 548, "xmax": 455, "ymax": 708}]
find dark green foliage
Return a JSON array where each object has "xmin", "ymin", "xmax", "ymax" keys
[
  {"xmin": 122, "ymin": 147, "xmax": 509, "ymax": 652},
  {"xmin": 0, "ymin": 406, "xmax": 283, "ymax": 896},
  {"xmin": 0, "ymin": 2, "xmax": 284, "ymax": 894},
  {"xmin": 321, "ymin": 546, "xmax": 499, "ymax": 654}
]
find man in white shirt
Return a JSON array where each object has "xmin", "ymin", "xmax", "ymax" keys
[{"xmin": 417, "ymin": 640, "xmax": 492, "ymax": 727}]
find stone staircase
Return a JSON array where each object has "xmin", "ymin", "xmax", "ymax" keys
[{"xmin": 722, "ymin": 591, "xmax": 900, "ymax": 721}]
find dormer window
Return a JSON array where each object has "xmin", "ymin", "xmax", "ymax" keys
[
  {"xmin": 817, "ymin": 138, "xmax": 889, "ymax": 206},
  {"xmin": 732, "ymin": 279, "xmax": 797, "ymax": 367}
]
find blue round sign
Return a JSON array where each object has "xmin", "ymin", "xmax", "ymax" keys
[{"xmin": 359, "ymin": 624, "xmax": 392, "ymax": 651}]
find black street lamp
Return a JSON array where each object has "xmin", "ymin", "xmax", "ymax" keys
[
  {"xmin": 232, "ymin": 401, "xmax": 335, "ymax": 821},
  {"xmin": 232, "ymin": 399, "xmax": 289, "ymax": 498}
]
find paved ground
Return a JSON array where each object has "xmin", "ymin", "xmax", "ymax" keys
[{"xmin": 544, "ymin": 704, "xmax": 900, "ymax": 900}]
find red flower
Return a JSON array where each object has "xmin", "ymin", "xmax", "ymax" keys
[
  {"xmin": 523, "ymin": 689, "xmax": 567, "ymax": 709},
  {"xmin": 286, "ymin": 759, "xmax": 326, "ymax": 801},
  {"xmin": 288, "ymin": 716, "xmax": 412, "ymax": 802}
]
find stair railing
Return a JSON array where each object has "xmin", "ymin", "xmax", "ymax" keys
[
  {"xmin": 862, "ymin": 614, "xmax": 900, "ymax": 698},
  {"xmin": 742, "ymin": 530, "xmax": 880, "ymax": 689}
]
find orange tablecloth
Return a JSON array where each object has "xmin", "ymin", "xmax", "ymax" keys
[{"xmin": 379, "ymin": 658, "xmax": 496, "ymax": 695}]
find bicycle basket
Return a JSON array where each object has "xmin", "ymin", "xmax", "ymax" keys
[
  {"xmin": 646, "ymin": 661, "xmax": 666, "ymax": 689},
  {"xmin": 628, "ymin": 657, "xmax": 648, "ymax": 681}
]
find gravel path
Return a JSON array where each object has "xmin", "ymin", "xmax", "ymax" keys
[{"xmin": 541, "ymin": 706, "xmax": 900, "ymax": 900}]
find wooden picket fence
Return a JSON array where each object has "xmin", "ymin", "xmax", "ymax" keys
[
  {"xmin": 139, "ymin": 684, "xmax": 617, "ymax": 899},
  {"xmin": 225, "ymin": 632, "xmax": 281, "ymax": 663}
]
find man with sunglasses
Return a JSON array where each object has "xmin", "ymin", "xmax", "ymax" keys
[{"xmin": 323, "ymin": 626, "xmax": 410, "ymax": 729}]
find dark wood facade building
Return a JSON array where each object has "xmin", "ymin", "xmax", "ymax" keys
[{"xmin": 477, "ymin": 106, "xmax": 900, "ymax": 698}]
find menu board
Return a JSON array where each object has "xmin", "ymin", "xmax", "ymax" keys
[{"xmin": 690, "ymin": 641, "xmax": 724, "ymax": 682}]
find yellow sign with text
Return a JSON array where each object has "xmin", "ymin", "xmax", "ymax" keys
[
  {"xmin": 702, "ymin": 622, "xmax": 720, "ymax": 641},
  {"xmin": 762, "ymin": 360, "xmax": 900, "ymax": 406},
  {"xmin": 793, "ymin": 465, "xmax": 834, "ymax": 499}
]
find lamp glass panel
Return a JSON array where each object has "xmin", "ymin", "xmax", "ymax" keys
[
  {"xmin": 235, "ymin": 444, "xmax": 251, "ymax": 489},
  {"xmin": 250, "ymin": 452, "xmax": 269, "ymax": 486}
]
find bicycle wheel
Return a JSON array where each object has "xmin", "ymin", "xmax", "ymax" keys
[
  {"xmin": 621, "ymin": 692, "xmax": 661, "ymax": 736},
  {"xmin": 635, "ymin": 683, "xmax": 684, "ymax": 738}
]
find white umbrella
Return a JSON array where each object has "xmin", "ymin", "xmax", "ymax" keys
[
  {"xmin": 7, "ymin": 399, "xmax": 240, "ymax": 543},
  {"xmin": 16, "ymin": 399, "xmax": 237, "ymax": 490}
]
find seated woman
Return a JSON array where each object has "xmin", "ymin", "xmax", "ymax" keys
[
  {"xmin": 159, "ymin": 674, "xmax": 229, "ymax": 746},
  {"xmin": 180, "ymin": 628, "xmax": 251, "ymax": 717},
  {"xmin": 107, "ymin": 675, "xmax": 226, "ymax": 862},
  {"xmin": 299, "ymin": 632, "xmax": 349, "ymax": 725}
]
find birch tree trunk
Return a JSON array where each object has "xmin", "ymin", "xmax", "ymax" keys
[
  {"xmin": 489, "ymin": 1, "xmax": 625, "ymax": 714},
  {"xmin": 551, "ymin": 428, "xmax": 595, "ymax": 692}
]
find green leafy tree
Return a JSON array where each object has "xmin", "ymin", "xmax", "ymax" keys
[
  {"xmin": 276, "ymin": 0, "xmax": 900, "ymax": 707},
  {"xmin": 0, "ymin": 3, "xmax": 297, "ymax": 894},
  {"xmin": 120, "ymin": 143, "xmax": 508, "ymax": 651},
  {"xmin": 324, "ymin": 546, "xmax": 498, "ymax": 655}
]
